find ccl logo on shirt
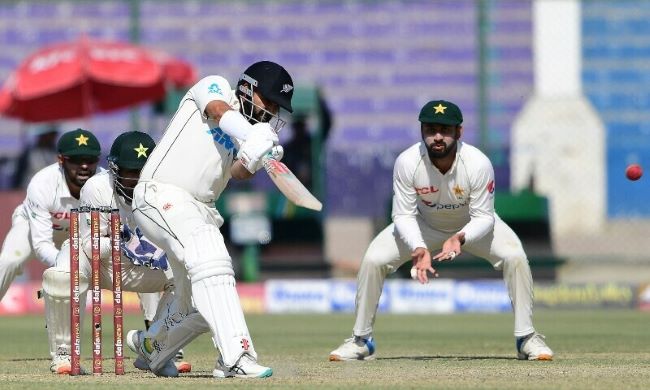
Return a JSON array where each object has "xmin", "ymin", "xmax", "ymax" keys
[
  {"xmin": 50, "ymin": 211, "xmax": 71, "ymax": 231},
  {"xmin": 207, "ymin": 127, "xmax": 238, "ymax": 155},
  {"xmin": 421, "ymin": 200, "xmax": 467, "ymax": 210},
  {"xmin": 415, "ymin": 186, "xmax": 439, "ymax": 195}
]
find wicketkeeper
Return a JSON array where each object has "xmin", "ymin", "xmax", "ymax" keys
[{"xmin": 41, "ymin": 131, "xmax": 189, "ymax": 375}]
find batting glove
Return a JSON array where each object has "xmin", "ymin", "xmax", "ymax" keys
[
  {"xmin": 248, "ymin": 122, "xmax": 279, "ymax": 144},
  {"xmin": 268, "ymin": 145, "xmax": 284, "ymax": 161},
  {"xmin": 237, "ymin": 123, "xmax": 278, "ymax": 173}
]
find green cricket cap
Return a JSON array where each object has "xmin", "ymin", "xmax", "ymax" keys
[
  {"xmin": 108, "ymin": 131, "xmax": 156, "ymax": 170},
  {"xmin": 418, "ymin": 100, "xmax": 463, "ymax": 126},
  {"xmin": 56, "ymin": 128, "xmax": 101, "ymax": 157}
]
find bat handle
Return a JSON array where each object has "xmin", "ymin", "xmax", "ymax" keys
[{"xmin": 262, "ymin": 155, "xmax": 274, "ymax": 172}]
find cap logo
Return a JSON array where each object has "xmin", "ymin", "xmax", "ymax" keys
[
  {"xmin": 281, "ymin": 84, "xmax": 293, "ymax": 94},
  {"xmin": 134, "ymin": 143, "xmax": 149, "ymax": 158},
  {"xmin": 75, "ymin": 134, "xmax": 89, "ymax": 146},
  {"xmin": 434, "ymin": 103, "xmax": 447, "ymax": 114}
]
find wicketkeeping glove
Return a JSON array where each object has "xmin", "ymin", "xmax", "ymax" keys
[{"xmin": 120, "ymin": 224, "xmax": 169, "ymax": 270}]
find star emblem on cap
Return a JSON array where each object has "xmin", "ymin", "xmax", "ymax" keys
[
  {"xmin": 134, "ymin": 143, "xmax": 149, "ymax": 158},
  {"xmin": 75, "ymin": 134, "xmax": 89, "ymax": 146},
  {"xmin": 434, "ymin": 103, "xmax": 447, "ymax": 114}
]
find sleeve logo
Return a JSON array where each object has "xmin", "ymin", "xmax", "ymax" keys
[
  {"xmin": 208, "ymin": 83, "xmax": 223, "ymax": 95},
  {"xmin": 487, "ymin": 180, "xmax": 495, "ymax": 194}
]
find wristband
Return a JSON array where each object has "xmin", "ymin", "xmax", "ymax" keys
[{"xmin": 218, "ymin": 109, "xmax": 254, "ymax": 141}]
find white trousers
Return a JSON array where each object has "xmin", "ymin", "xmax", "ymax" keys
[
  {"xmin": 131, "ymin": 181, "xmax": 225, "ymax": 313},
  {"xmin": 353, "ymin": 214, "xmax": 535, "ymax": 338},
  {"xmin": 132, "ymin": 181, "xmax": 256, "ymax": 367}
]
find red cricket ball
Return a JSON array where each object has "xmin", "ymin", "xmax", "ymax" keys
[{"xmin": 625, "ymin": 164, "xmax": 643, "ymax": 181}]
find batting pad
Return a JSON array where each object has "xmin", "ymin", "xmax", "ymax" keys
[
  {"xmin": 184, "ymin": 225, "xmax": 234, "ymax": 282},
  {"xmin": 192, "ymin": 274, "xmax": 257, "ymax": 367},
  {"xmin": 43, "ymin": 268, "xmax": 88, "ymax": 358}
]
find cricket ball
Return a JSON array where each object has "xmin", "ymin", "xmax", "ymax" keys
[{"xmin": 625, "ymin": 164, "xmax": 643, "ymax": 181}]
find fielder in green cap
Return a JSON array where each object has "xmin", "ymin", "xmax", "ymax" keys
[
  {"xmin": 329, "ymin": 99, "xmax": 554, "ymax": 363},
  {"xmin": 56, "ymin": 128, "xmax": 101, "ymax": 199},
  {"xmin": 0, "ymin": 127, "xmax": 104, "ymax": 373}
]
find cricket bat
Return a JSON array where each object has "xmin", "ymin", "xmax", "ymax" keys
[{"xmin": 262, "ymin": 157, "xmax": 323, "ymax": 211}]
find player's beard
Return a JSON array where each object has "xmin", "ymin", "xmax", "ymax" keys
[
  {"xmin": 240, "ymin": 98, "xmax": 272, "ymax": 124},
  {"xmin": 426, "ymin": 138, "xmax": 457, "ymax": 160},
  {"xmin": 67, "ymin": 167, "xmax": 95, "ymax": 188},
  {"xmin": 253, "ymin": 106, "xmax": 272, "ymax": 123}
]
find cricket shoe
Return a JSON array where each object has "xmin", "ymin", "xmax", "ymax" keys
[
  {"xmin": 50, "ymin": 346, "xmax": 86, "ymax": 375},
  {"xmin": 212, "ymin": 353, "xmax": 273, "ymax": 378},
  {"xmin": 517, "ymin": 332, "xmax": 554, "ymax": 361},
  {"xmin": 174, "ymin": 349, "xmax": 192, "ymax": 373},
  {"xmin": 126, "ymin": 329, "xmax": 179, "ymax": 377},
  {"xmin": 329, "ymin": 336, "xmax": 376, "ymax": 361}
]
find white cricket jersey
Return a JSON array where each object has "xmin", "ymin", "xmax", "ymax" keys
[
  {"xmin": 23, "ymin": 163, "xmax": 105, "ymax": 267},
  {"xmin": 392, "ymin": 141, "xmax": 496, "ymax": 251},
  {"xmin": 139, "ymin": 75, "xmax": 241, "ymax": 203}
]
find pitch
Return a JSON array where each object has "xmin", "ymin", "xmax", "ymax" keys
[{"xmin": 0, "ymin": 310, "xmax": 648, "ymax": 389}]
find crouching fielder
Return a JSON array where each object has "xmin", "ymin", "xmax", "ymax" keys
[
  {"xmin": 42, "ymin": 131, "xmax": 188, "ymax": 375},
  {"xmin": 329, "ymin": 100, "xmax": 554, "ymax": 362}
]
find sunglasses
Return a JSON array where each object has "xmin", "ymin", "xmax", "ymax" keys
[{"xmin": 63, "ymin": 155, "xmax": 100, "ymax": 165}]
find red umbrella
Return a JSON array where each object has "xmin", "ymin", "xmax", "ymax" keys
[
  {"xmin": 152, "ymin": 50, "xmax": 197, "ymax": 90},
  {"xmin": 0, "ymin": 36, "xmax": 196, "ymax": 123}
]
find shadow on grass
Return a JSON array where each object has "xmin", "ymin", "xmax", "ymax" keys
[
  {"xmin": 179, "ymin": 373, "xmax": 218, "ymax": 379},
  {"xmin": 6, "ymin": 357, "xmax": 136, "ymax": 362},
  {"xmin": 378, "ymin": 355, "xmax": 516, "ymax": 361}
]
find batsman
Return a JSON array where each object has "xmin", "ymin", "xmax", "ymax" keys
[
  {"xmin": 41, "ymin": 131, "xmax": 189, "ymax": 375},
  {"xmin": 127, "ymin": 60, "xmax": 293, "ymax": 379}
]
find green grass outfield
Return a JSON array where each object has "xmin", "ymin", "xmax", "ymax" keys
[{"xmin": 1, "ymin": 310, "xmax": 648, "ymax": 389}]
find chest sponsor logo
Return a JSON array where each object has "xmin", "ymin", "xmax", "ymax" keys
[
  {"xmin": 207, "ymin": 127, "xmax": 238, "ymax": 155},
  {"xmin": 421, "ymin": 199, "xmax": 467, "ymax": 210},
  {"xmin": 415, "ymin": 186, "xmax": 439, "ymax": 195}
]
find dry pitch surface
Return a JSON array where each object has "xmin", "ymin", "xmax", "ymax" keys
[{"xmin": 0, "ymin": 310, "xmax": 648, "ymax": 389}]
